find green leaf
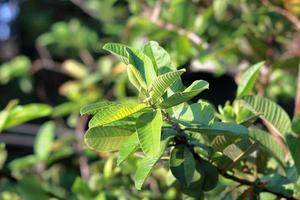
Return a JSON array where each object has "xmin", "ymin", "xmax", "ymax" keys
[
  {"xmin": 34, "ymin": 122, "xmax": 55, "ymax": 161},
  {"xmin": 159, "ymin": 80, "xmax": 209, "ymax": 108},
  {"xmin": 170, "ymin": 145, "xmax": 195, "ymax": 187},
  {"xmin": 134, "ymin": 131, "xmax": 174, "ymax": 190},
  {"xmin": 3, "ymin": 104, "xmax": 52, "ymax": 130},
  {"xmin": 84, "ymin": 126, "xmax": 135, "ymax": 152},
  {"xmin": 143, "ymin": 41, "xmax": 171, "ymax": 71},
  {"xmin": 136, "ymin": 109, "xmax": 163, "ymax": 157},
  {"xmin": 286, "ymin": 134, "xmax": 300, "ymax": 174},
  {"xmin": 186, "ymin": 122, "xmax": 248, "ymax": 137},
  {"xmin": 89, "ymin": 103, "xmax": 147, "ymax": 128},
  {"xmin": 178, "ymin": 101, "xmax": 215, "ymax": 125},
  {"xmin": 52, "ymin": 102, "xmax": 81, "ymax": 117},
  {"xmin": 80, "ymin": 101, "xmax": 114, "ymax": 115},
  {"xmin": 135, "ymin": 156, "xmax": 158, "ymax": 190},
  {"xmin": 150, "ymin": 69, "xmax": 185, "ymax": 102},
  {"xmin": 201, "ymin": 159, "xmax": 218, "ymax": 191},
  {"xmin": 127, "ymin": 64, "xmax": 147, "ymax": 92},
  {"xmin": 103, "ymin": 43, "xmax": 129, "ymax": 64},
  {"xmin": 126, "ymin": 47, "xmax": 157, "ymax": 85},
  {"xmin": 249, "ymin": 128, "xmax": 286, "ymax": 166},
  {"xmin": 237, "ymin": 61, "xmax": 264, "ymax": 98},
  {"xmin": 242, "ymin": 95, "xmax": 292, "ymax": 137},
  {"xmin": 117, "ymin": 133, "xmax": 139, "ymax": 166},
  {"xmin": 72, "ymin": 177, "xmax": 92, "ymax": 199},
  {"xmin": 9, "ymin": 155, "xmax": 38, "ymax": 171},
  {"xmin": 292, "ymin": 113, "xmax": 300, "ymax": 135},
  {"xmin": 17, "ymin": 176, "xmax": 49, "ymax": 200}
]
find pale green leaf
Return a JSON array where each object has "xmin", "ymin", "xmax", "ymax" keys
[
  {"xmin": 89, "ymin": 103, "xmax": 147, "ymax": 128},
  {"xmin": 80, "ymin": 101, "xmax": 114, "ymax": 115},
  {"xmin": 84, "ymin": 126, "xmax": 135, "ymax": 152},
  {"xmin": 237, "ymin": 61, "xmax": 264, "ymax": 98},
  {"xmin": 52, "ymin": 102, "xmax": 81, "ymax": 117},
  {"xmin": 126, "ymin": 47, "xmax": 157, "ymax": 86},
  {"xmin": 135, "ymin": 156, "xmax": 158, "ymax": 190},
  {"xmin": 103, "ymin": 43, "xmax": 129, "ymax": 64},
  {"xmin": 134, "ymin": 130, "xmax": 174, "ymax": 190},
  {"xmin": 150, "ymin": 69, "xmax": 185, "ymax": 102},
  {"xmin": 127, "ymin": 64, "xmax": 147, "ymax": 92},
  {"xmin": 159, "ymin": 80, "xmax": 209, "ymax": 108},
  {"xmin": 213, "ymin": 0, "xmax": 228, "ymax": 21},
  {"xmin": 249, "ymin": 128, "xmax": 286, "ymax": 166},
  {"xmin": 242, "ymin": 95, "xmax": 292, "ymax": 136},
  {"xmin": 136, "ymin": 109, "xmax": 163, "ymax": 157},
  {"xmin": 143, "ymin": 41, "xmax": 171, "ymax": 71},
  {"xmin": 3, "ymin": 104, "xmax": 52, "ymax": 130},
  {"xmin": 117, "ymin": 133, "xmax": 139, "ymax": 166},
  {"xmin": 34, "ymin": 122, "xmax": 55, "ymax": 161},
  {"xmin": 170, "ymin": 145, "xmax": 195, "ymax": 187}
]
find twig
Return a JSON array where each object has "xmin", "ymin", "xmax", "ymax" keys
[
  {"xmin": 75, "ymin": 116, "xmax": 90, "ymax": 181},
  {"xmin": 150, "ymin": 0, "xmax": 164, "ymax": 21},
  {"xmin": 163, "ymin": 112, "xmax": 299, "ymax": 199},
  {"xmin": 295, "ymin": 64, "xmax": 300, "ymax": 114},
  {"xmin": 219, "ymin": 170, "xmax": 299, "ymax": 200},
  {"xmin": 79, "ymin": 48, "xmax": 96, "ymax": 69},
  {"xmin": 262, "ymin": 0, "xmax": 300, "ymax": 30},
  {"xmin": 142, "ymin": 1, "xmax": 208, "ymax": 48},
  {"xmin": 152, "ymin": 19, "xmax": 209, "ymax": 48}
]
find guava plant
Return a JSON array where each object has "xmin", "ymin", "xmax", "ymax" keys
[{"xmin": 81, "ymin": 41, "xmax": 300, "ymax": 199}]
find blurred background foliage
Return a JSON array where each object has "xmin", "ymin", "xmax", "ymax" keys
[{"xmin": 0, "ymin": 0, "xmax": 299, "ymax": 199}]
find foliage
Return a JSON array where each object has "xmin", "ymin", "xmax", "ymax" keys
[{"xmin": 1, "ymin": 0, "xmax": 300, "ymax": 199}]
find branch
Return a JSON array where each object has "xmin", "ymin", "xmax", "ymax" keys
[
  {"xmin": 262, "ymin": 0, "xmax": 300, "ymax": 30},
  {"xmin": 295, "ymin": 64, "xmax": 300, "ymax": 114},
  {"xmin": 143, "ymin": 1, "xmax": 208, "ymax": 48},
  {"xmin": 163, "ymin": 112, "xmax": 299, "ymax": 199}
]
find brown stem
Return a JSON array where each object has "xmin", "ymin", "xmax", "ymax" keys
[
  {"xmin": 75, "ymin": 115, "xmax": 90, "ymax": 181},
  {"xmin": 262, "ymin": 0, "xmax": 300, "ymax": 30},
  {"xmin": 295, "ymin": 64, "xmax": 300, "ymax": 114}
]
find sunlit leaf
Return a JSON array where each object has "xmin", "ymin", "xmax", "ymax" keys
[
  {"xmin": 80, "ymin": 101, "xmax": 114, "ymax": 115},
  {"xmin": 89, "ymin": 103, "xmax": 147, "ymax": 128},
  {"xmin": 3, "ymin": 104, "xmax": 52, "ymax": 130},
  {"xmin": 150, "ymin": 69, "xmax": 185, "ymax": 102},
  {"xmin": 84, "ymin": 125, "xmax": 135, "ymax": 152},
  {"xmin": 160, "ymin": 80, "xmax": 209, "ymax": 108},
  {"xmin": 237, "ymin": 61, "xmax": 264, "ymax": 98},
  {"xmin": 127, "ymin": 64, "xmax": 147, "ymax": 92},
  {"xmin": 136, "ymin": 109, "xmax": 163, "ymax": 157},
  {"xmin": 34, "ymin": 121, "xmax": 55, "ymax": 161},
  {"xmin": 242, "ymin": 95, "xmax": 291, "ymax": 137},
  {"xmin": 126, "ymin": 47, "xmax": 157, "ymax": 85},
  {"xmin": 117, "ymin": 133, "xmax": 139, "ymax": 166},
  {"xmin": 143, "ymin": 41, "xmax": 172, "ymax": 71},
  {"xmin": 103, "ymin": 43, "xmax": 130, "ymax": 64}
]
